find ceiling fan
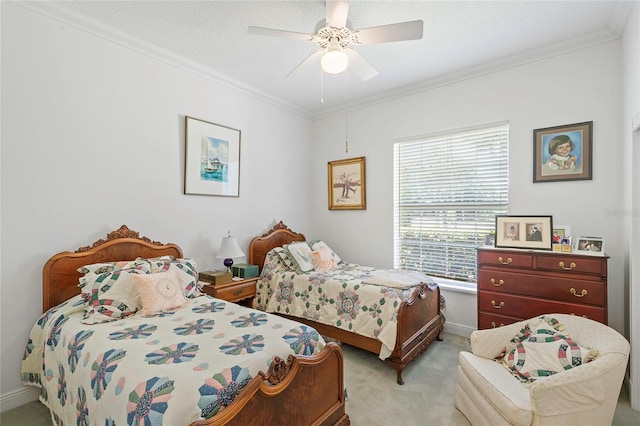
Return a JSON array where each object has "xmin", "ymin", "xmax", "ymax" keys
[{"xmin": 247, "ymin": 0, "xmax": 423, "ymax": 81}]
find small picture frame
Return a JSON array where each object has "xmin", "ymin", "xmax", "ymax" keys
[
  {"xmin": 328, "ymin": 156, "xmax": 366, "ymax": 210},
  {"xmin": 576, "ymin": 237, "xmax": 605, "ymax": 256},
  {"xmin": 495, "ymin": 215, "xmax": 553, "ymax": 250},
  {"xmin": 533, "ymin": 121, "xmax": 592, "ymax": 183},
  {"xmin": 552, "ymin": 225, "xmax": 571, "ymax": 244},
  {"xmin": 484, "ymin": 234, "xmax": 496, "ymax": 246}
]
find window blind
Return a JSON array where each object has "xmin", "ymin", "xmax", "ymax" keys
[{"xmin": 393, "ymin": 123, "xmax": 509, "ymax": 283}]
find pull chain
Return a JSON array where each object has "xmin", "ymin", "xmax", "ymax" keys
[{"xmin": 345, "ymin": 113, "xmax": 349, "ymax": 153}]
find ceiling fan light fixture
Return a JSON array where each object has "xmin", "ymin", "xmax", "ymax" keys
[{"xmin": 321, "ymin": 38, "xmax": 348, "ymax": 74}]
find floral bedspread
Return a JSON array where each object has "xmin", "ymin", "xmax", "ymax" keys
[
  {"xmin": 255, "ymin": 249, "xmax": 434, "ymax": 360},
  {"xmin": 21, "ymin": 294, "xmax": 325, "ymax": 425}
]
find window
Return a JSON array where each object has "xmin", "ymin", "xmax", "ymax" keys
[{"xmin": 393, "ymin": 122, "xmax": 509, "ymax": 283}]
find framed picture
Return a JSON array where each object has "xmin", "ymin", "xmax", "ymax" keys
[
  {"xmin": 576, "ymin": 236, "xmax": 605, "ymax": 256},
  {"xmin": 552, "ymin": 225, "xmax": 571, "ymax": 244},
  {"xmin": 533, "ymin": 121, "xmax": 592, "ymax": 183},
  {"xmin": 495, "ymin": 215, "xmax": 553, "ymax": 250},
  {"xmin": 484, "ymin": 234, "xmax": 496, "ymax": 246},
  {"xmin": 328, "ymin": 156, "xmax": 366, "ymax": 210},
  {"xmin": 184, "ymin": 116, "xmax": 241, "ymax": 197}
]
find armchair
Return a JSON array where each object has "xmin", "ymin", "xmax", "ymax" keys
[{"xmin": 455, "ymin": 314, "xmax": 629, "ymax": 425}]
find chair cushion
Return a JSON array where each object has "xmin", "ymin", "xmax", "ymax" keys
[{"xmin": 458, "ymin": 351, "xmax": 532, "ymax": 426}]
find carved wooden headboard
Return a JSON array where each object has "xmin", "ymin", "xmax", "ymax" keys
[
  {"xmin": 42, "ymin": 225, "xmax": 182, "ymax": 312},
  {"xmin": 248, "ymin": 221, "xmax": 306, "ymax": 271}
]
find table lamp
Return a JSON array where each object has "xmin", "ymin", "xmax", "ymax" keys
[{"xmin": 216, "ymin": 232, "xmax": 244, "ymax": 273}]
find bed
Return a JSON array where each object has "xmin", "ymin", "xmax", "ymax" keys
[
  {"xmin": 249, "ymin": 221, "xmax": 444, "ymax": 385},
  {"xmin": 22, "ymin": 225, "xmax": 349, "ymax": 426}
]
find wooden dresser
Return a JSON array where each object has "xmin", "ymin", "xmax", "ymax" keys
[{"xmin": 477, "ymin": 247, "xmax": 609, "ymax": 329}]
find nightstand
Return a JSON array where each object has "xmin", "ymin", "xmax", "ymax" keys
[{"xmin": 199, "ymin": 276, "xmax": 258, "ymax": 307}]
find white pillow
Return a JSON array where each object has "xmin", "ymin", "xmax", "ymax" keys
[{"xmin": 286, "ymin": 242, "xmax": 315, "ymax": 272}]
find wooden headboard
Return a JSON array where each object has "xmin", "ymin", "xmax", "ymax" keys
[
  {"xmin": 42, "ymin": 225, "xmax": 183, "ymax": 312},
  {"xmin": 248, "ymin": 221, "xmax": 306, "ymax": 271}
]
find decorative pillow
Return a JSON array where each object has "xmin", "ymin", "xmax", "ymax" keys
[
  {"xmin": 141, "ymin": 257, "xmax": 200, "ymax": 298},
  {"xmin": 77, "ymin": 260, "xmax": 141, "ymax": 275},
  {"xmin": 273, "ymin": 247, "xmax": 299, "ymax": 272},
  {"xmin": 286, "ymin": 242, "xmax": 315, "ymax": 273},
  {"xmin": 131, "ymin": 270, "xmax": 187, "ymax": 316},
  {"xmin": 311, "ymin": 249, "xmax": 337, "ymax": 272},
  {"xmin": 310, "ymin": 240, "xmax": 342, "ymax": 265},
  {"xmin": 79, "ymin": 267, "xmax": 150, "ymax": 324},
  {"xmin": 501, "ymin": 318, "xmax": 597, "ymax": 383}
]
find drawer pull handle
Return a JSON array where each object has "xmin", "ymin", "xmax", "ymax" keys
[
  {"xmin": 491, "ymin": 300, "xmax": 505, "ymax": 309},
  {"xmin": 570, "ymin": 288, "xmax": 588, "ymax": 298},
  {"xmin": 233, "ymin": 289, "xmax": 243, "ymax": 296},
  {"xmin": 498, "ymin": 257, "xmax": 512, "ymax": 265},
  {"xmin": 490, "ymin": 278, "xmax": 504, "ymax": 287},
  {"xmin": 491, "ymin": 321, "xmax": 505, "ymax": 328},
  {"xmin": 559, "ymin": 261, "xmax": 577, "ymax": 271}
]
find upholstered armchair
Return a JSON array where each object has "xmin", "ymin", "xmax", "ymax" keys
[{"xmin": 455, "ymin": 314, "xmax": 629, "ymax": 426}]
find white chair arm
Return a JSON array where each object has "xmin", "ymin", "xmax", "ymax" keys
[
  {"xmin": 470, "ymin": 320, "xmax": 529, "ymax": 359},
  {"xmin": 528, "ymin": 353, "xmax": 625, "ymax": 416}
]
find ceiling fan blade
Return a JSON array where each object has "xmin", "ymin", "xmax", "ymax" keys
[
  {"xmin": 286, "ymin": 50, "xmax": 324, "ymax": 78},
  {"xmin": 248, "ymin": 26, "xmax": 313, "ymax": 41},
  {"xmin": 326, "ymin": 0, "xmax": 350, "ymax": 28},
  {"xmin": 355, "ymin": 20, "xmax": 423, "ymax": 44},
  {"xmin": 344, "ymin": 49, "xmax": 378, "ymax": 81}
]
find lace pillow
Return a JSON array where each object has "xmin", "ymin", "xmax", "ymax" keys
[
  {"xmin": 501, "ymin": 317, "xmax": 597, "ymax": 383},
  {"xmin": 139, "ymin": 257, "xmax": 200, "ymax": 298},
  {"xmin": 131, "ymin": 270, "xmax": 187, "ymax": 316}
]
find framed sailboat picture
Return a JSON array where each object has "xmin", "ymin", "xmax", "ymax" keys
[{"xmin": 184, "ymin": 116, "xmax": 241, "ymax": 197}]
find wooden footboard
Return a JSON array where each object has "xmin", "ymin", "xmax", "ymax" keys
[
  {"xmin": 387, "ymin": 282, "xmax": 443, "ymax": 385},
  {"xmin": 192, "ymin": 342, "xmax": 349, "ymax": 426}
]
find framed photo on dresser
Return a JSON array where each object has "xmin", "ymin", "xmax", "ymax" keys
[{"xmin": 495, "ymin": 215, "xmax": 553, "ymax": 250}]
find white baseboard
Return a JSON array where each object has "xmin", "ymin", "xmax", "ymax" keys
[
  {"xmin": 0, "ymin": 386, "xmax": 39, "ymax": 412},
  {"xmin": 443, "ymin": 321, "xmax": 475, "ymax": 338}
]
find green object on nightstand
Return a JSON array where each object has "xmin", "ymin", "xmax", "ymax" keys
[{"xmin": 232, "ymin": 264, "xmax": 259, "ymax": 278}]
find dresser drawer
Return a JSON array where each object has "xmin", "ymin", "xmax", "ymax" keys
[
  {"xmin": 477, "ymin": 270, "xmax": 605, "ymax": 306},
  {"xmin": 478, "ymin": 250, "xmax": 533, "ymax": 269},
  {"xmin": 215, "ymin": 281, "xmax": 256, "ymax": 302},
  {"xmin": 478, "ymin": 291, "xmax": 606, "ymax": 323},
  {"xmin": 535, "ymin": 255, "xmax": 606, "ymax": 276},
  {"xmin": 477, "ymin": 312, "xmax": 521, "ymax": 330}
]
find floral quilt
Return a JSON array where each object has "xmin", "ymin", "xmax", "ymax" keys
[
  {"xmin": 255, "ymin": 249, "xmax": 434, "ymax": 360},
  {"xmin": 21, "ymin": 294, "xmax": 326, "ymax": 425}
]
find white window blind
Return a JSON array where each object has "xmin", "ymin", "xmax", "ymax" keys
[{"xmin": 393, "ymin": 123, "xmax": 509, "ymax": 283}]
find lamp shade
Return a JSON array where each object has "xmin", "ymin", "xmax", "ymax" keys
[{"xmin": 216, "ymin": 235, "xmax": 244, "ymax": 260}]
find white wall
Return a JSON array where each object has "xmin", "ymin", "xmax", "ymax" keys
[
  {"xmin": 1, "ymin": 3, "xmax": 312, "ymax": 406},
  {"xmin": 622, "ymin": 1, "xmax": 640, "ymax": 410},
  {"xmin": 311, "ymin": 41, "xmax": 625, "ymax": 338}
]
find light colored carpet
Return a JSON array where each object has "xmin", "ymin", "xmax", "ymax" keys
[{"xmin": 2, "ymin": 332, "xmax": 639, "ymax": 425}]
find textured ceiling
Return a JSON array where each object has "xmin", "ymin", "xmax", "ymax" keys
[{"xmin": 39, "ymin": 0, "xmax": 632, "ymax": 117}]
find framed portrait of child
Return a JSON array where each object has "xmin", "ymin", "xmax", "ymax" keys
[{"xmin": 533, "ymin": 121, "xmax": 592, "ymax": 183}]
